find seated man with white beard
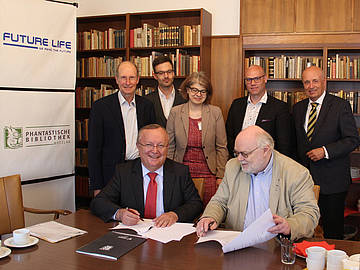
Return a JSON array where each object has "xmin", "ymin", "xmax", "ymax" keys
[{"xmin": 196, "ymin": 125, "xmax": 319, "ymax": 241}]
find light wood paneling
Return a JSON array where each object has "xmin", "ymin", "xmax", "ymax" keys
[
  {"xmin": 241, "ymin": 0, "xmax": 295, "ymax": 34},
  {"xmin": 210, "ymin": 36, "xmax": 242, "ymax": 120},
  {"xmin": 355, "ymin": 0, "xmax": 360, "ymax": 31},
  {"xmin": 296, "ymin": 0, "xmax": 353, "ymax": 32},
  {"xmin": 243, "ymin": 33, "xmax": 360, "ymax": 48}
]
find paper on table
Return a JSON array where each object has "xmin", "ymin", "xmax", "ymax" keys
[
  {"xmin": 196, "ymin": 209, "xmax": 277, "ymax": 253},
  {"xmin": 111, "ymin": 220, "xmax": 195, "ymax": 243},
  {"xmin": 27, "ymin": 221, "xmax": 87, "ymax": 243},
  {"xmin": 142, "ymin": 222, "xmax": 195, "ymax": 243},
  {"xmin": 111, "ymin": 219, "xmax": 154, "ymax": 234}
]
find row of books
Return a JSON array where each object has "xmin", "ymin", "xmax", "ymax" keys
[
  {"xmin": 77, "ymin": 29, "xmax": 126, "ymax": 50},
  {"xmin": 135, "ymin": 85, "xmax": 155, "ymax": 96},
  {"xmin": 75, "ymin": 119, "xmax": 89, "ymax": 141},
  {"xmin": 77, "ymin": 56, "xmax": 124, "ymax": 78},
  {"xmin": 75, "ymin": 85, "xmax": 117, "ymax": 108},
  {"xmin": 245, "ymin": 56, "xmax": 323, "ymax": 79},
  {"xmin": 327, "ymin": 55, "xmax": 360, "ymax": 79},
  {"xmin": 130, "ymin": 23, "xmax": 201, "ymax": 48},
  {"xmin": 130, "ymin": 50, "xmax": 200, "ymax": 76},
  {"xmin": 268, "ymin": 90, "xmax": 360, "ymax": 113},
  {"xmin": 75, "ymin": 176, "xmax": 90, "ymax": 197},
  {"xmin": 75, "ymin": 148, "xmax": 88, "ymax": 167}
]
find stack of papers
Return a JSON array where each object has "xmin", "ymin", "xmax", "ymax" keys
[
  {"xmin": 27, "ymin": 221, "xmax": 87, "ymax": 243},
  {"xmin": 196, "ymin": 209, "xmax": 276, "ymax": 253},
  {"xmin": 111, "ymin": 219, "xmax": 195, "ymax": 243}
]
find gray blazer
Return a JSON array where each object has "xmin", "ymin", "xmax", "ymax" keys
[{"xmin": 166, "ymin": 103, "xmax": 228, "ymax": 178}]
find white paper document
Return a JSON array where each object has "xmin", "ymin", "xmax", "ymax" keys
[
  {"xmin": 196, "ymin": 209, "xmax": 277, "ymax": 253},
  {"xmin": 27, "ymin": 221, "xmax": 87, "ymax": 243},
  {"xmin": 111, "ymin": 220, "xmax": 195, "ymax": 243}
]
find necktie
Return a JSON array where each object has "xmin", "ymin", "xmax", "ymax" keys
[
  {"xmin": 307, "ymin": 102, "xmax": 318, "ymax": 141},
  {"xmin": 144, "ymin": 172, "xmax": 157, "ymax": 219}
]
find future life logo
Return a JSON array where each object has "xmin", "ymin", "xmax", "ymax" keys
[{"xmin": 2, "ymin": 32, "xmax": 72, "ymax": 53}]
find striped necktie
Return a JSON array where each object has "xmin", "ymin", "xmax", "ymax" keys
[{"xmin": 307, "ymin": 102, "xmax": 319, "ymax": 141}]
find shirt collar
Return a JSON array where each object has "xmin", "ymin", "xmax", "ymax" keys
[
  {"xmin": 141, "ymin": 163, "xmax": 164, "ymax": 178},
  {"xmin": 247, "ymin": 91, "xmax": 268, "ymax": 105},
  {"xmin": 251, "ymin": 152, "xmax": 273, "ymax": 177},
  {"xmin": 118, "ymin": 90, "xmax": 136, "ymax": 106},
  {"xmin": 308, "ymin": 90, "xmax": 326, "ymax": 106},
  {"xmin": 158, "ymin": 86, "xmax": 175, "ymax": 99}
]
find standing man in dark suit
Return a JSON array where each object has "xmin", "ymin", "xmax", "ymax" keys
[
  {"xmin": 91, "ymin": 124, "xmax": 203, "ymax": 227},
  {"xmin": 145, "ymin": 55, "xmax": 186, "ymax": 127},
  {"xmin": 293, "ymin": 66, "xmax": 359, "ymax": 239},
  {"xmin": 88, "ymin": 61, "xmax": 156, "ymax": 196},
  {"xmin": 226, "ymin": 65, "xmax": 293, "ymax": 157}
]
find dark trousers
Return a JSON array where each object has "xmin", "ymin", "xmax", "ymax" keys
[{"xmin": 318, "ymin": 191, "xmax": 347, "ymax": 239}]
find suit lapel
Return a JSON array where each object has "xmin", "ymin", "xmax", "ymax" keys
[
  {"xmin": 201, "ymin": 105, "xmax": 210, "ymax": 144},
  {"xmin": 312, "ymin": 93, "xmax": 331, "ymax": 141},
  {"xmin": 174, "ymin": 90, "xmax": 185, "ymax": 106},
  {"xmin": 131, "ymin": 159, "xmax": 146, "ymax": 213},
  {"xmin": 238, "ymin": 172, "xmax": 251, "ymax": 230},
  {"xmin": 238, "ymin": 97, "xmax": 248, "ymax": 128},
  {"xmin": 297, "ymin": 99, "xmax": 309, "ymax": 142},
  {"xmin": 153, "ymin": 90, "xmax": 167, "ymax": 125},
  {"xmin": 135, "ymin": 95, "xmax": 144, "ymax": 128},
  {"xmin": 256, "ymin": 100, "xmax": 269, "ymax": 125},
  {"xmin": 269, "ymin": 154, "xmax": 281, "ymax": 214},
  {"xmin": 107, "ymin": 92, "xmax": 125, "ymax": 135},
  {"xmin": 180, "ymin": 103, "xmax": 190, "ymax": 139},
  {"xmin": 162, "ymin": 160, "xmax": 174, "ymax": 211}
]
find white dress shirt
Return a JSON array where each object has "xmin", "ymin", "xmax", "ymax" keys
[
  {"xmin": 118, "ymin": 91, "xmax": 139, "ymax": 160},
  {"xmin": 242, "ymin": 92, "xmax": 268, "ymax": 130},
  {"xmin": 158, "ymin": 87, "xmax": 175, "ymax": 119}
]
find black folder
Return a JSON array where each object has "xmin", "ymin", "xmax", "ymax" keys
[{"xmin": 76, "ymin": 231, "xmax": 146, "ymax": 260}]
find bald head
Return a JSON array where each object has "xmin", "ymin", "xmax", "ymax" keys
[
  {"xmin": 234, "ymin": 126, "xmax": 274, "ymax": 174},
  {"xmin": 302, "ymin": 66, "xmax": 326, "ymax": 102},
  {"xmin": 244, "ymin": 65, "xmax": 267, "ymax": 103}
]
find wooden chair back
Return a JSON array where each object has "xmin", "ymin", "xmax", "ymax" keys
[{"xmin": 0, "ymin": 174, "xmax": 25, "ymax": 235}]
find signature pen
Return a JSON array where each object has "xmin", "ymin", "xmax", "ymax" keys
[{"xmin": 126, "ymin": 207, "xmax": 144, "ymax": 221}]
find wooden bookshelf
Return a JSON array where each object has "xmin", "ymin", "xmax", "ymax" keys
[{"xmin": 75, "ymin": 9, "xmax": 212, "ymax": 201}]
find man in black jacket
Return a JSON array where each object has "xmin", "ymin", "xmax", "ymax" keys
[
  {"xmin": 226, "ymin": 65, "xmax": 293, "ymax": 157},
  {"xmin": 91, "ymin": 124, "xmax": 203, "ymax": 227}
]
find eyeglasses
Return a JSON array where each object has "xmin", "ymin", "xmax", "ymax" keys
[
  {"xmin": 188, "ymin": 87, "xmax": 208, "ymax": 95},
  {"xmin": 233, "ymin": 146, "xmax": 259, "ymax": 158},
  {"xmin": 138, "ymin": 142, "xmax": 168, "ymax": 150},
  {"xmin": 244, "ymin": 75, "xmax": 265, "ymax": 84},
  {"xmin": 119, "ymin": 76, "xmax": 138, "ymax": 83},
  {"xmin": 154, "ymin": 70, "xmax": 174, "ymax": 76}
]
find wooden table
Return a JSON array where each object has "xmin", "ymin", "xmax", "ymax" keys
[{"xmin": 1, "ymin": 209, "xmax": 359, "ymax": 270}]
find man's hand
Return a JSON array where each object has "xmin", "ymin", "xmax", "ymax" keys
[
  {"xmin": 116, "ymin": 208, "xmax": 141, "ymax": 226},
  {"xmin": 196, "ymin": 217, "xmax": 217, "ymax": 237},
  {"xmin": 267, "ymin": 214, "xmax": 291, "ymax": 236},
  {"xmin": 306, "ymin": 147, "xmax": 325, "ymax": 162},
  {"xmin": 153, "ymin": 211, "xmax": 178, "ymax": 228}
]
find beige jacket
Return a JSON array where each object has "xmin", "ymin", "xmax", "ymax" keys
[
  {"xmin": 166, "ymin": 103, "xmax": 228, "ymax": 178},
  {"xmin": 201, "ymin": 150, "xmax": 320, "ymax": 241}
]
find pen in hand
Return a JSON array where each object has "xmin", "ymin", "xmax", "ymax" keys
[{"xmin": 126, "ymin": 207, "xmax": 144, "ymax": 221}]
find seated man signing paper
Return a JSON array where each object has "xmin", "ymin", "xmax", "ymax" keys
[
  {"xmin": 91, "ymin": 124, "xmax": 203, "ymax": 227},
  {"xmin": 196, "ymin": 126, "xmax": 319, "ymax": 241}
]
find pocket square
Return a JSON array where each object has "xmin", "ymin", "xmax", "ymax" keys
[{"xmin": 261, "ymin": 119, "xmax": 272, "ymax": 123}]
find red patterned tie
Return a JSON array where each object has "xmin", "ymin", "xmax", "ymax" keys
[{"xmin": 144, "ymin": 172, "xmax": 157, "ymax": 219}]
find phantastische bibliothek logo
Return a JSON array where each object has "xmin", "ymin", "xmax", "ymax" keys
[{"xmin": 3, "ymin": 125, "xmax": 71, "ymax": 149}]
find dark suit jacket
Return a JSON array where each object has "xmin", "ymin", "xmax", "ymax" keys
[
  {"xmin": 226, "ymin": 95, "xmax": 293, "ymax": 157},
  {"xmin": 88, "ymin": 92, "xmax": 156, "ymax": 190},
  {"xmin": 90, "ymin": 158, "xmax": 203, "ymax": 222},
  {"xmin": 293, "ymin": 93, "xmax": 359, "ymax": 194},
  {"xmin": 145, "ymin": 89, "xmax": 186, "ymax": 127}
]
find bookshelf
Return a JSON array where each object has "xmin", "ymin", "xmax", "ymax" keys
[{"xmin": 75, "ymin": 9, "xmax": 211, "ymax": 203}]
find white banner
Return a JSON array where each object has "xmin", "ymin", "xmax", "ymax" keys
[
  {"xmin": 0, "ymin": 90, "xmax": 75, "ymax": 181},
  {"xmin": 0, "ymin": 0, "xmax": 76, "ymax": 89}
]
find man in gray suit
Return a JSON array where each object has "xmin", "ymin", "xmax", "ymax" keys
[
  {"xmin": 145, "ymin": 55, "xmax": 186, "ymax": 127},
  {"xmin": 196, "ymin": 126, "xmax": 319, "ymax": 241}
]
